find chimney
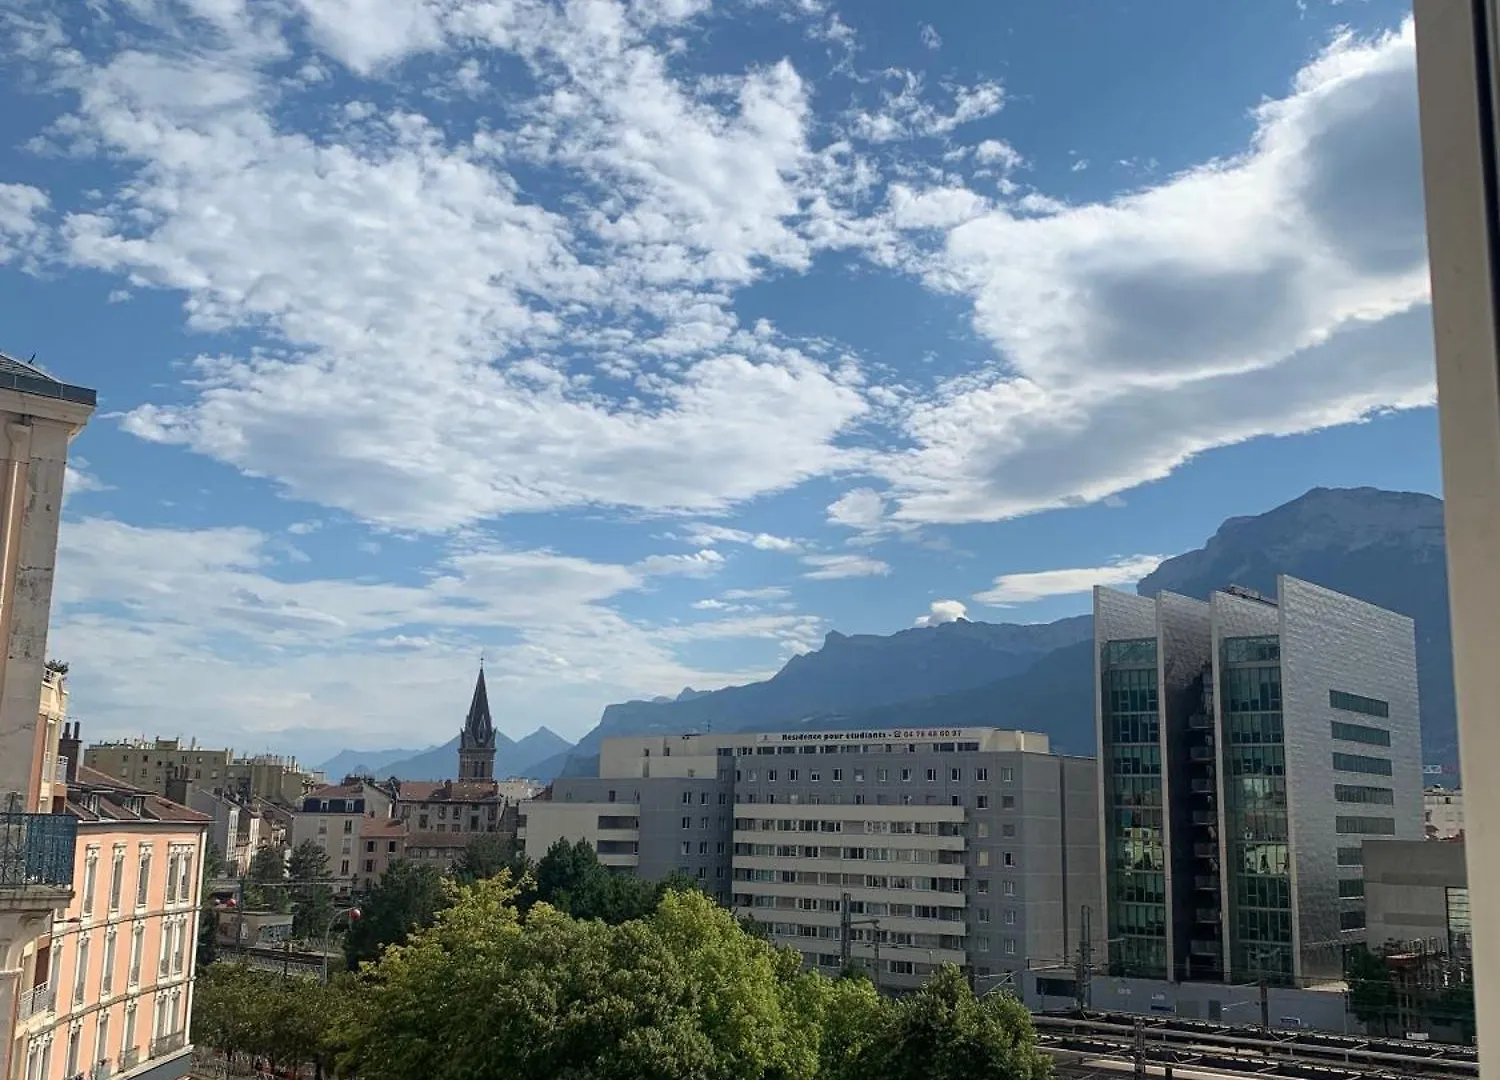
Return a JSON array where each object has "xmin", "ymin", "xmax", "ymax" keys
[{"xmin": 58, "ymin": 722, "xmax": 81, "ymax": 784}]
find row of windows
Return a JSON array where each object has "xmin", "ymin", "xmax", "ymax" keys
[
  {"xmin": 1103, "ymin": 638, "xmax": 1157, "ymax": 667},
  {"xmin": 679, "ymin": 816, "xmax": 727, "ymax": 829},
  {"xmin": 738, "ymin": 791, "xmax": 1015, "ymax": 809},
  {"xmin": 1329, "ymin": 690, "xmax": 1390, "ymax": 719},
  {"xmin": 736, "ymin": 868, "xmax": 1015, "ymax": 897},
  {"xmin": 1335, "ymin": 815, "xmax": 1396, "ymax": 835},
  {"xmin": 1334, "ymin": 784, "xmax": 1394, "ymax": 805},
  {"xmin": 679, "ymin": 790, "xmax": 731, "ymax": 805},
  {"xmin": 740, "ymin": 765, "xmax": 1015, "ymax": 785},
  {"xmin": 1224, "ymin": 636, "xmax": 1280, "ymax": 664},
  {"xmin": 1332, "ymin": 753, "xmax": 1393, "ymax": 776},
  {"xmin": 728, "ymin": 741, "xmax": 986, "ymax": 758},
  {"xmin": 1222, "ymin": 666, "xmax": 1283, "ymax": 714},
  {"xmin": 1331, "ymin": 720, "xmax": 1391, "ymax": 747},
  {"xmin": 734, "ymin": 842, "xmax": 967, "ymax": 866},
  {"xmin": 679, "ymin": 840, "xmax": 728, "ymax": 857},
  {"xmin": 80, "ymin": 845, "xmax": 196, "ymax": 918},
  {"xmin": 1104, "ymin": 667, "xmax": 1159, "ymax": 717},
  {"xmin": 735, "ymin": 818, "xmax": 963, "ymax": 836}
]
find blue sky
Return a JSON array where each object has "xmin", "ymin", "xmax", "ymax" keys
[{"xmin": 0, "ymin": 0, "xmax": 1435, "ymax": 760}]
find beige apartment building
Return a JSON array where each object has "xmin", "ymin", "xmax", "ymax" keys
[
  {"xmin": 520, "ymin": 727, "xmax": 1101, "ymax": 993},
  {"xmin": 83, "ymin": 742, "xmax": 312, "ymax": 809},
  {"xmin": 1425, "ymin": 787, "xmax": 1464, "ymax": 841},
  {"xmin": 289, "ymin": 781, "xmax": 395, "ymax": 893}
]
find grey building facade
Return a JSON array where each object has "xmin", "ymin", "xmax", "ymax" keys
[
  {"xmin": 1363, "ymin": 839, "xmax": 1470, "ymax": 955},
  {"xmin": 521, "ymin": 727, "xmax": 1101, "ymax": 992},
  {"xmin": 1096, "ymin": 576, "xmax": 1424, "ymax": 989}
]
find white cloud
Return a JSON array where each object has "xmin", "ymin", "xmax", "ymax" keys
[
  {"xmin": 0, "ymin": 183, "xmax": 48, "ymax": 265},
  {"xmin": 25, "ymin": 0, "xmax": 869, "ymax": 532},
  {"xmin": 919, "ymin": 23, "xmax": 941, "ymax": 50},
  {"xmin": 848, "ymin": 72, "xmax": 1005, "ymax": 143},
  {"xmin": 972, "ymin": 554, "xmax": 1166, "ymax": 606},
  {"xmin": 681, "ymin": 523, "xmax": 801, "ymax": 553},
  {"xmin": 634, "ymin": 549, "xmax": 725, "ymax": 578},
  {"xmin": 49, "ymin": 516, "xmax": 799, "ymax": 748},
  {"xmin": 877, "ymin": 20, "xmax": 1434, "ymax": 524},
  {"xmin": 801, "ymin": 552, "xmax": 890, "ymax": 579},
  {"xmin": 914, "ymin": 599, "xmax": 965, "ymax": 626}
]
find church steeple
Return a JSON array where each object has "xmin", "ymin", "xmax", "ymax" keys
[{"xmin": 457, "ymin": 664, "xmax": 496, "ymax": 781}]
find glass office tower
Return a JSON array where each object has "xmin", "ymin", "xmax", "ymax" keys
[{"xmin": 1096, "ymin": 576, "xmax": 1424, "ymax": 987}]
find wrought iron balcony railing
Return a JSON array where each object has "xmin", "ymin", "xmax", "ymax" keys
[
  {"xmin": 150, "ymin": 1033, "xmax": 186, "ymax": 1059},
  {"xmin": 16, "ymin": 981, "xmax": 55, "ymax": 1020},
  {"xmin": 0, "ymin": 811, "xmax": 77, "ymax": 888}
]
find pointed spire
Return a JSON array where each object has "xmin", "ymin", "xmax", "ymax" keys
[{"xmin": 462, "ymin": 665, "xmax": 495, "ymax": 751}]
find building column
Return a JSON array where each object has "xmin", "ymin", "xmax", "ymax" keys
[{"xmin": 1414, "ymin": 0, "xmax": 1500, "ymax": 1071}]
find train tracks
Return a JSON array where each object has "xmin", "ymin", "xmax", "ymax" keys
[{"xmin": 1033, "ymin": 1012, "xmax": 1478, "ymax": 1080}]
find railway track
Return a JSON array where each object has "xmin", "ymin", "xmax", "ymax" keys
[{"xmin": 1033, "ymin": 1013, "xmax": 1478, "ymax": 1080}]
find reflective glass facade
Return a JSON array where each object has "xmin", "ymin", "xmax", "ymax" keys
[
  {"xmin": 1101, "ymin": 637, "xmax": 1166, "ymax": 978},
  {"xmin": 1220, "ymin": 636, "xmax": 1293, "ymax": 982}
]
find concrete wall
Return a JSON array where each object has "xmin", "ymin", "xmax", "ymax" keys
[
  {"xmin": 1278, "ymin": 575, "xmax": 1424, "ymax": 980},
  {"xmin": 1364, "ymin": 838, "xmax": 1468, "ymax": 951},
  {"xmin": 1088, "ymin": 974, "xmax": 1354, "ymax": 1032}
]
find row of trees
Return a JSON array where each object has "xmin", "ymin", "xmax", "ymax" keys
[
  {"xmin": 341, "ymin": 836, "xmax": 705, "ymax": 971},
  {"xmin": 194, "ymin": 874, "xmax": 1051, "ymax": 1080}
]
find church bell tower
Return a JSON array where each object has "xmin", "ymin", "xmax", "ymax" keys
[{"xmin": 457, "ymin": 664, "xmax": 496, "ymax": 781}]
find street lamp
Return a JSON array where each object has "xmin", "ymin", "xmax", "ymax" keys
[{"xmin": 321, "ymin": 907, "xmax": 360, "ymax": 984}]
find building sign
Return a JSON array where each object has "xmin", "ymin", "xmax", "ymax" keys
[{"xmin": 754, "ymin": 728, "xmax": 976, "ymax": 745}]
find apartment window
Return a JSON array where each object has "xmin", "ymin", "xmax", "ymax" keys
[
  {"xmin": 1002, "ymin": 881, "xmax": 1016, "ymax": 897},
  {"xmin": 977, "ymin": 851, "xmax": 990, "ymax": 867},
  {"xmin": 976, "ymin": 795, "xmax": 989, "ymax": 810},
  {"xmin": 73, "ymin": 937, "xmax": 88, "ymax": 1005},
  {"xmin": 877, "ymin": 768, "xmax": 889, "ymax": 782},
  {"xmin": 900, "ymin": 769, "xmax": 912, "ymax": 782},
  {"xmin": 976, "ymin": 879, "xmax": 990, "ymax": 894},
  {"xmin": 108, "ymin": 850, "xmax": 125, "ymax": 913},
  {"xmin": 977, "ymin": 907, "xmax": 991, "ymax": 923},
  {"xmin": 1332, "ymin": 752, "xmax": 1393, "ymax": 776},
  {"xmin": 135, "ymin": 850, "xmax": 151, "ymax": 908},
  {"xmin": 810, "ymin": 771, "xmax": 821, "ymax": 782},
  {"xmin": 1329, "ymin": 690, "xmax": 1391, "ymax": 719},
  {"xmin": 716, "ymin": 842, "xmax": 725, "ymax": 854},
  {"xmin": 1001, "ymin": 795, "xmax": 1015, "ymax": 809},
  {"xmin": 1001, "ymin": 767, "xmax": 1014, "ymax": 783},
  {"xmin": 1336, "ymin": 816, "xmax": 1396, "ymax": 836},
  {"xmin": 1335, "ymin": 785, "xmax": 1395, "ymax": 805},
  {"xmin": 832, "ymin": 769, "xmax": 842, "ymax": 782},
  {"xmin": 1331, "ymin": 719, "xmax": 1391, "ymax": 747},
  {"xmin": 101, "ymin": 929, "xmax": 116, "ymax": 996},
  {"xmin": 165, "ymin": 853, "xmax": 179, "ymax": 904},
  {"xmin": 95, "ymin": 1013, "xmax": 110, "ymax": 1073},
  {"xmin": 950, "ymin": 768, "xmax": 961, "ymax": 782},
  {"xmin": 976, "ymin": 768, "xmax": 988, "ymax": 782},
  {"xmin": 66, "ymin": 1027, "xmax": 80, "ymax": 1078},
  {"xmin": 365, "ymin": 840, "xmax": 375, "ymax": 853},
  {"xmin": 1004, "ymin": 909, "xmax": 1017, "ymax": 925},
  {"xmin": 976, "ymin": 935, "xmax": 990, "ymax": 952},
  {"xmin": 340, "ymin": 860, "xmax": 350, "ymax": 875},
  {"xmin": 925, "ymin": 769, "xmax": 937, "ymax": 782},
  {"xmin": 886, "ymin": 960, "xmax": 914, "ymax": 975},
  {"xmin": 1337, "ymin": 846, "xmax": 1364, "ymax": 866},
  {"xmin": 1339, "ymin": 910, "xmax": 1367, "ymax": 931},
  {"xmin": 1004, "ymin": 938, "xmax": 1017, "ymax": 955},
  {"xmin": 343, "ymin": 820, "xmax": 353, "ymax": 834},
  {"xmin": 363, "ymin": 859, "xmax": 374, "ymax": 873},
  {"xmin": 1003, "ymin": 851, "xmax": 1016, "ymax": 867},
  {"xmin": 788, "ymin": 770, "xmax": 799, "ymax": 782},
  {"xmin": 698, "ymin": 841, "xmax": 707, "ymax": 854},
  {"xmin": 1001, "ymin": 823, "xmax": 1016, "ymax": 838},
  {"xmin": 680, "ymin": 841, "xmax": 691, "ymax": 856},
  {"xmin": 179, "ymin": 849, "xmax": 193, "ymax": 901},
  {"xmin": 976, "ymin": 823, "xmax": 989, "ymax": 838},
  {"xmin": 1338, "ymin": 878, "xmax": 1366, "ymax": 899},
  {"xmin": 123, "ymin": 1003, "xmax": 137, "ymax": 1062},
  {"xmin": 854, "ymin": 768, "xmax": 866, "ymax": 782},
  {"xmin": 129, "ymin": 926, "xmax": 143, "ymax": 986},
  {"xmin": 681, "ymin": 816, "xmax": 691, "ymax": 829},
  {"xmin": 682, "ymin": 791, "xmax": 693, "ymax": 804}
]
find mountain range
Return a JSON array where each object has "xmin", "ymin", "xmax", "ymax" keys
[
  {"xmin": 318, "ymin": 726, "xmax": 574, "ymax": 783},
  {"xmin": 551, "ymin": 487, "xmax": 1455, "ymax": 777}
]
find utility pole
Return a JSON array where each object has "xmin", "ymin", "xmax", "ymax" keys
[
  {"xmin": 1259, "ymin": 974, "xmax": 1270, "ymax": 1032},
  {"xmin": 1075, "ymin": 904, "xmax": 1093, "ymax": 1013},
  {"xmin": 839, "ymin": 892, "xmax": 852, "ymax": 969},
  {"xmin": 1132, "ymin": 1018, "xmax": 1146, "ymax": 1080}
]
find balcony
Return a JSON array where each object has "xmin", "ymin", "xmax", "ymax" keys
[
  {"xmin": 150, "ymin": 1033, "xmax": 186, "ymax": 1059},
  {"xmin": 91, "ymin": 1060, "xmax": 112, "ymax": 1080},
  {"xmin": 17, "ymin": 981, "xmax": 55, "ymax": 1020},
  {"xmin": 0, "ymin": 811, "xmax": 77, "ymax": 889},
  {"xmin": 120, "ymin": 1048, "xmax": 139, "ymax": 1072}
]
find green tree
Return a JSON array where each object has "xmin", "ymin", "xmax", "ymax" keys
[
  {"xmin": 526, "ymin": 837, "xmax": 661, "ymax": 923},
  {"xmin": 346, "ymin": 880, "xmax": 829, "ymax": 1080},
  {"xmin": 450, "ymin": 833, "xmax": 526, "ymax": 885},
  {"xmin": 854, "ymin": 964, "xmax": 1051, "ymax": 1080},
  {"xmin": 1346, "ymin": 946, "xmax": 1397, "ymax": 1036},
  {"xmin": 343, "ymin": 859, "xmax": 451, "ymax": 970},
  {"xmin": 245, "ymin": 846, "xmax": 289, "ymax": 913},
  {"xmin": 197, "ymin": 840, "xmax": 224, "ymax": 969},
  {"xmin": 192, "ymin": 963, "xmax": 272, "ymax": 1068},
  {"xmin": 287, "ymin": 839, "xmax": 335, "ymax": 940}
]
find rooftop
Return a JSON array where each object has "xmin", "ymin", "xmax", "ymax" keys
[
  {"xmin": 0, "ymin": 352, "xmax": 97, "ymax": 407},
  {"xmin": 68, "ymin": 765, "xmax": 212, "ymax": 825}
]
